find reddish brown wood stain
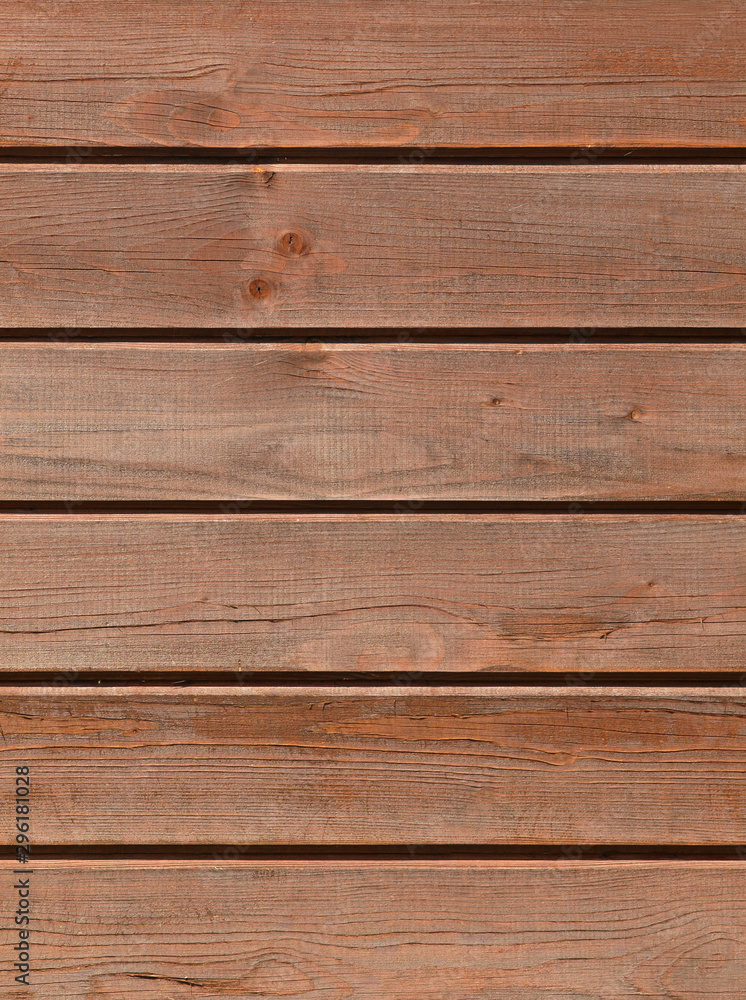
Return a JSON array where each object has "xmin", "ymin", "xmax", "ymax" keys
[
  {"xmin": 1, "ymin": 514, "xmax": 744, "ymax": 674},
  {"xmin": 0, "ymin": 1, "xmax": 744, "ymax": 148},
  {"xmin": 0, "ymin": 2, "xmax": 743, "ymax": 996},
  {"xmin": 1, "ymin": 861, "xmax": 744, "ymax": 998},
  {"xmin": 0, "ymin": 341, "xmax": 744, "ymax": 499},
  {"xmin": 0, "ymin": 164, "xmax": 743, "ymax": 328},
  {"xmin": 0, "ymin": 686, "xmax": 744, "ymax": 845}
]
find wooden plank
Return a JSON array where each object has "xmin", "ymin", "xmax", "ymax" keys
[
  {"xmin": 0, "ymin": 164, "xmax": 744, "ymax": 328},
  {"xmin": 2, "ymin": 686, "xmax": 745, "ymax": 844},
  {"xmin": 1, "ymin": 514, "xmax": 744, "ymax": 674},
  {"xmin": 2, "ymin": 341, "xmax": 746, "ymax": 500},
  {"xmin": 1, "ymin": 1, "xmax": 744, "ymax": 149},
  {"xmin": 2, "ymin": 860, "xmax": 744, "ymax": 997}
]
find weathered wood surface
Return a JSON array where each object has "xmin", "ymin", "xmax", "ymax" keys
[
  {"xmin": 1, "ymin": 514, "xmax": 744, "ymax": 673},
  {"xmin": 2, "ymin": 860, "xmax": 744, "ymax": 998},
  {"xmin": 2, "ymin": 686, "xmax": 745, "ymax": 844},
  {"xmin": 2, "ymin": 341, "xmax": 746, "ymax": 500},
  {"xmin": 1, "ymin": 1, "xmax": 744, "ymax": 149},
  {"xmin": 1, "ymin": 164, "xmax": 744, "ymax": 328}
]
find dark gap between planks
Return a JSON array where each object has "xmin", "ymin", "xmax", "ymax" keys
[
  {"xmin": 0, "ymin": 147, "xmax": 745, "ymax": 165},
  {"xmin": 1, "ymin": 329, "xmax": 745, "ymax": 342},
  {"xmin": 2, "ymin": 845, "xmax": 745, "ymax": 861},
  {"xmin": 0, "ymin": 671, "xmax": 744, "ymax": 687},
  {"xmin": 1, "ymin": 502, "xmax": 743, "ymax": 514}
]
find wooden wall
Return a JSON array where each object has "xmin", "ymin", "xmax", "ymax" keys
[{"xmin": 1, "ymin": 3, "xmax": 745, "ymax": 996}]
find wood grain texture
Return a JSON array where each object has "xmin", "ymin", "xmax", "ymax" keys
[
  {"xmin": 1, "ymin": 164, "xmax": 744, "ymax": 328},
  {"xmin": 2, "ymin": 860, "xmax": 744, "ymax": 998},
  {"xmin": 3, "ymin": 686, "xmax": 746, "ymax": 845},
  {"xmin": 1, "ymin": 1, "xmax": 744, "ymax": 148},
  {"xmin": 2, "ymin": 341, "xmax": 746, "ymax": 500},
  {"xmin": 1, "ymin": 514, "xmax": 744, "ymax": 673}
]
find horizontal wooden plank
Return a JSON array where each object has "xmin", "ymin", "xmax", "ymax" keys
[
  {"xmin": 1, "ymin": 515, "xmax": 744, "ymax": 673},
  {"xmin": 1, "ymin": 164, "xmax": 744, "ymax": 328},
  {"xmin": 3, "ymin": 686, "xmax": 745, "ymax": 844},
  {"xmin": 3, "ymin": 860, "xmax": 744, "ymax": 998},
  {"xmin": 2, "ymin": 341, "xmax": 746, "ymax": 500},
  {"xmin": 1, "ymin": 1, "xmax": 744, "ymax": 148}
]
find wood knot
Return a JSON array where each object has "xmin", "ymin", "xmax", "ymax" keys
[
  {"xmin": 251, "ymin": 168, "xmax": 275, "ymax": 186},
  {"xmin": 627, "ymin": 407, "xmax": 643, "ymax": 421},
  {"xmin": 244, "ymin": 277, "xmax": 272, "ymax": 303},
  {"xmin": 278, "ymin": 230, "xmax": 308, "ymax": 256}
]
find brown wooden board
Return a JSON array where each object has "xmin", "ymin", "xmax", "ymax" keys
[
  {"xmin": 2, "ymin": 341, "xmax": 746, "ymax": 500},
  {"xmin": 2, "ymin": 686, "xmax": 746, "ymax": 845},
  {"xmin": 2, "ymin": 0, "xmax": 742, "ymax": 985},
  {"xmin": 1, "ymin": 1, "xmax": 744, "ymax": 149},
  {"xmin": 0, "ymin": 164, "xmax": 744, "ymax": 328},
  {"xmin": 1, "ymin": 514, "xmax": 744, "ymax": 674},
  {"xmin": 2, "ymin": 860, "xmax": 744, "ymax": 998}
]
